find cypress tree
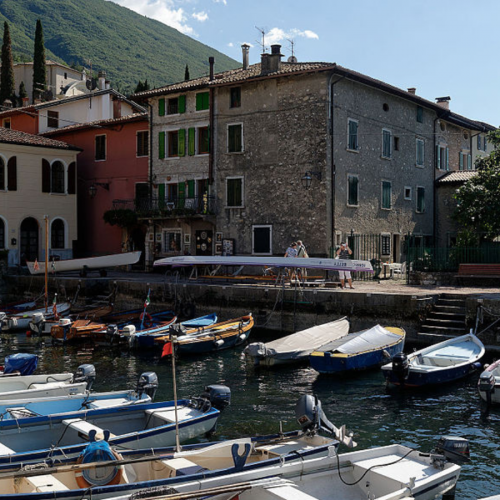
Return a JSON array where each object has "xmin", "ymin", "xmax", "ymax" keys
[
  {"xmin": 184, "ymin": 64, "xmax": 190, "ymax": 81},
  {"xmin": 0, "ymin": 22, "xmax": 15, "ymax": 107},
  {"xmin": 32, "ymin": 19, "xmax": 46, "ymax": 102},
  {"xmin": 18, "ymin": 81, "xmax": 27, "ymax": 106}
]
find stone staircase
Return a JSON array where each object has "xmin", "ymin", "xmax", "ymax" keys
[{"xmin": 418, "ymin": 294, "xmax": 468, "ymax": 343}]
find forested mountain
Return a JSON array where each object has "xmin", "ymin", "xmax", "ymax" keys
[{"xmin": 0, "ymin": 0, "xmax": 239, "ymax": 92}]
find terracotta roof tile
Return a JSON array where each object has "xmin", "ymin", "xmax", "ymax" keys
[
  {"xmin": 0, "ymin": 127, "xmax": 81, "ymax": 151},
  {"xmin": 436, "ymin": 171, "xmax": 477, "ymax": 184}
]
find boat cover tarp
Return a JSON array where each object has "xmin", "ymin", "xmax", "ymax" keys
[
  {"xmin": 317, "ymin": 325, "xmax": 403, "ymax": 355},
  {"xmin": 3, "ymin": 353, "xmax": 38, "ymax": 375},
  {"xmin": 244, "ymin": 318, "xmax": 349, "ymax": 362}
]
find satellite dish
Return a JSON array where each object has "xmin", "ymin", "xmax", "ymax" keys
[
  {"xmin": 287, "ymin": 55, "xmax": 298, "ymax": 63},
  {"xmin": 86, "ymin": 78, "xmax": 97, "ymax": 91}
]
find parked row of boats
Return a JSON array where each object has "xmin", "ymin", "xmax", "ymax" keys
[{"xmin": 0, "ymin": 353, "xmax": 468, "ymax": 499}]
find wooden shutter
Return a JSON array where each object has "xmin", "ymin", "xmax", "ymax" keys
[
  {"xmin": 158, "ymin": 183, "xmax": 165, "ymax": 209},
  {"xmin": 467, "ymin": 154, "xmax": 472, "ymax": 170},
  {"xmin": 158, "ymin": 131, "xmax": 165, "ymax": 159},
  {"xmin": 179, "ymin": 95, "xmax": 186, "ymax": 113},
  {"xmin": 187, "ymin": 180, "xmax": 195, "ymax": 198},
  {"xmin": 159, "ymin": 98, "xmax": 165, "ymax": 116},
  {"xmin": 7, "ymin": 156, "xmax": 16, "ymax": 191},
  {"xmin": 42, "ymin": 159, "xmax": 50, "ymax": 192},
  {"xmin": 459, "ymin": 153, "xmax": 463, "ymax": 170},
  {"xmin": 178, "ymin": 129, "xmax": 186, "ymax": 157},
  {"xmin": 435, "ymin": 145, "xmax": 440, "ymax": 169},
  {"xmin": 188, "ymin": 128, "xmax": 195, "ymax": 156},
  {"xmin": 67, "ymin": 162, "xmax": 76, "ymax": 194}
]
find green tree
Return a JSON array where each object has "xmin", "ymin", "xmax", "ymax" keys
[
  {"xmin": 453, "ymin": 129, "xmax": 500, "ymax": 239},
  {"xmin": 32, "ymin": 19, "xmax": 46, "ymax": 102},
  {"xmin": 184, "ymin": 64, "xmax": 190, "ymax": 81},
  {"xmin": 0, "ymin": 22, "xmax": 16, "ymax": 107},
  {"xmin": 18, "ymin": 81, "xmax": 27, "ymax": 106}
]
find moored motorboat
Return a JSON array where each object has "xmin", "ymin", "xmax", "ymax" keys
[
  {"xmin": 0, "ymin": 394, "xmax": 351, "ymax": 499},
  {"xmin": 478, "ymin": 358, "xmax": 500, "ymax": 405},
  {"xmin": 309, "ymin": 325, "xmax": 406, "ymax": 374},
  {"xmin": 382, "ymin": 332, "xmax": 485, "ymax": 387},
  {"xmin": 0, "ymin": 384, "xmax": 230, "ymax": 468},
  {"xmin": 244, "ymin": 317, "xmax": 350, "ymax": 367},
  {"xmin": 2, "ymin": 301, "xmax": 72, "ymax": 331},
  {"xmin": 156, "ymin": 314, "xmax": 254, "ymax": 355}
]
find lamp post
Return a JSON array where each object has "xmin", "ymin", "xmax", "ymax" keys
[
  {"xmin": 89, "ymin": 182, "xmax": 110, "ymax": 199},
  {"xmin": 301, "ymin": 170, "xmax": 322, "ymax": 190}
]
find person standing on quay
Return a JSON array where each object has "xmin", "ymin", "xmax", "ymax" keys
[
  {"xmin": 296, "ymin": 240, "xmax": 308, "ymax": 279},
  {"xmin": 336, "ymin": 242, "xmax": 354, "ymax": 289},
  {"xmin": 284, "ymin": 242, "xmax": 298, "ymax": 279}
]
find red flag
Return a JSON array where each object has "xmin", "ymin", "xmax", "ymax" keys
[
  {"xmin": 33, "ymin": 259, "xmax": 39, "ymax": 272},
  {"xmin": 161, "ymin": 341, "xmax": 173, "ymax": 357}
]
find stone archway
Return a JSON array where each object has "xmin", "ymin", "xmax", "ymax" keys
[{"xmin": 20, "ymin": 217, "xmax": 39, "ymax": 266}]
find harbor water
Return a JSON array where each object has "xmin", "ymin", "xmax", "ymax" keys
[{"xmin": 1, "ymin": 327, "xmax": 499, "ymax": 500}]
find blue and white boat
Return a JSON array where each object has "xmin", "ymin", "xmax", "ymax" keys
[
  {"xmin": 0, "ymin": 371, "xmax": 158, "ymax": 419},
  {"xmin": 0, "ymin": 395, "xmax": 353, "ymax": 500},
  {"xmin": 309, "ymin": 325, "xmax": 405, "ymax": 374},
  {"xmin": 0, "ymin": 384, "xmax": 229, "ymax": 468},
  {"xmin": 381, "ymin": 332, "xmax": 485, "ymax": 387}
]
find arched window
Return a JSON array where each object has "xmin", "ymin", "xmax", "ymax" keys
[
  {"xmin": 0, "ymin": 158, "xmax": 5, "ymax": 191},
  {"xmin": 51, "ymin": 219, "xmax": 65, "ymax": 249},
  {"xmin": 0, "ymin": 219, "xmax": 5, "ymax": 249},
  {"xmin": 51, "ymin": 161, "xmax": 65, "ymax": 194}
]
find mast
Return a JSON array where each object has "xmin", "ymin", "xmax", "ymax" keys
[{"xmin": 44, "ymin": 215, "xmax": 48, "ymax": 313}]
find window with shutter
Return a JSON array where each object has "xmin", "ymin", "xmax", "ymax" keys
[
  {"xmin": 0, "ymin": 158, "xmax": 5, "ymax": 190},
  {"xmin": 416, "ymin": 187, "xmax": 425, "ymax": 213},
  {"xmin": 198, "ymin": 126, "xmax": 209, "ymax": 154},
  {"xmin": 7, "ymin": 156, "xmax": 17, "ymax": 191},
  {"xmin": 159, "ymin": 98, "xmax": 165, "ymax": 116},
  {"xmin": 167, "ymin": 97, "xmax": 179, "ymax": 115},
  {"xmin": 178, "ymin": 129, "xmax": 186, "ymax": 157},
  {"xmin": 188, "ymin": 128, "xmax": 195, "ymax": 156},
  {"xmin": 416, "ymin": 106, "xmax": 423, "ymax": 123},
  {"xmin": 382, "ymin": 129, "xmax": 392, "ymax": 158},
  {"xmin": 228, "ymin": 124, "xmax": 243, "ymax": 153},
  {"xmin": 179, "ymin": 95, "xmax": 186, "ymax": 113},
  {"xmin": 226, "ymin": 177, "xmax": 243, "ymax": 207},
  {"xmin": 95, "ymin": 135, "xmax": 106, "ymax": 161},
  {"xmin": 51, "ymin": 219, "xmax": 65, "ymax": 249},
  {"xmin": 347, "ymin": 174, "xmax": 359, "ymax": 206},
  {"xmin": 416, "ymin": 139, "xmax": 424, "ymax": 166},
  {"xmin": 381, "ymin": 181, "xmax": 392, "ymax": 210},
  {"xmin": 196, "ymin": 92, "xmax": 209, "ymax": 111},
  {"xmin": 158, "ymin": 131, "xmax": 165, "ymax": 159},
  {"xmin": 42, "ymin": 159, "xmax": 51, "ymax": 193},
  {"xmin": 348, "ymin": 119, "xmax": 358, "ymax": 151},
  {"xmin": 51, "ymin": 161, "xmax": 65, "ymax": 194},
  {"xmin": 230, "ymin": 87, "xmax": 241, "ymax": 108},
  {"xmin": 67, "ymin": 162, "xmax": 76, "ymax": 194},
  {"xmin": 137, "ymin": 131, "xmax": 148, "ymax": 157}
]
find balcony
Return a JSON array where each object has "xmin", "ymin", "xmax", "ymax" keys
[{"xmin": 112, "ymin": 195, "xmax": 218, "ymax": 218}]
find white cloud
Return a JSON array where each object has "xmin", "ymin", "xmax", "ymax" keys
[
  {"xmin": 192, "ymin": 11, "xmax": 208, "ymax": 22},
  {"xmin": 213, "ymin": 0, "xmax": 227, "ymax": 4},
  {"xmin": 106, "ymin": 0, "xmax": 196, "ymax": 35},
  {"xmin": 265, "ymin": 27, "xmax": 319, "ymax": 45}
]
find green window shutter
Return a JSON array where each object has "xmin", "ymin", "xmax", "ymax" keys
[
  {"xmin": 178, "ymin": 182, "xmax": 185, "ymax": 206},
  {"xmin": 158, "ymin": 131, "xmax": 165, "ymax": 159},
  {"xmin": 203, "ymin": 92, "xmax": 209, "ymax": 110},
  {"xmin": 158, "ymin": 183, "xmax": 165, "ymax": 209},
  {"xmin": 196, "ymin": 93, "xmax": 202, "ymax": 111},
  {"xmin": 178, "ymin": 129, "xmax": 186, "ymax": 157},
  {"xmin": 445, "ymin": 147, "xmax": 449, "ymax": 170},
  {"xmin": 187, "ymin": 180, "xmax": 195, "ymax": 198},
  {"xmin": 159, "ymin": 98, "xmax": 165, "ymax": 116},
  {"xmin": 196, "ymin": 92, "xmax": 209, "ymax": 111},
  {"xmin": 436, "ymin": 145, "xmax": 440, "ymax": 169},
  {"xmin": 348, "ymin": 176, "xmax": 358, "ymax": 205},
  {"xmin": 467, "ymin": 154, "xmax": 472, "ymax": 170},
  {"xmin": 179, "ymin": 95, "xmax": 186, "ymax": 113},
  {"xmin": 459, "ymin": 153, "xmax": 463, "ymax": 170},
  {"xmin": 188, "ymin": 128, "xmax": 195, "ymax": 156}
]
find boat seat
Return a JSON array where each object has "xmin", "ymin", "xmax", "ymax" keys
[
  {"xmin": 20, "ymin": 473, "xmax": 70, "ymax": 492},
  {"xmin": 62, "ymin": 418, "xmax": 114, "ymax": 440},
  {"xmin": 29, "ymin": 382, "xmax": 68, "ymax": 390},
  {"xmin": 159, "ymin": 457, "xmax": 207, "ymax": 478},
  {"xmin": 145, "ymin": 406, "xmax": 195, "ymax": 424},
  {"xmin": 0, "ymin": 442, "xmax": 14, "ymax": 455},
  {"xmin": 88, "ymin": 398, "xmax": 130, "ymax": 409}
]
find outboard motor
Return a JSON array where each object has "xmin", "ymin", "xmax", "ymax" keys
[
  {"xmin": 435, "ymin": 436, "xmax": 470, "ymax": 464},
  {"xmin": 30, "ymin": 313, "xmax": 45, "ymax": 335},
  {"xmin": 136, "ymin": 371, "xmax": 158, "ymax": 400},
  {"xmin": 295, "ymin": 394, "xmax": 336, "ymax": 435},
  {"xmin": 204, "ymin": 384, "xmax": 231, "ymax": 411},
  {"xmin": 0, "ymin": 312, "xmax": 6, "ymax": 329},
  {"xmin": 73, "ymin": 364, "xmax": 96, "ymax": 391},
  {"xmin": 392, "ymin": 352, "xmax": 409, "ymax": 385},
  {"xmin": 105, "ymin": 324, "xmax": 119, "ymax": 345},
  {"xmin": 478, "ymin": 369, "xmax": 496, "ymax": 405}
]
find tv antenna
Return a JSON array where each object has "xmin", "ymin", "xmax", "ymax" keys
[
  {"xmin": 287, "ymin": 38, "xmax": 297, "ymax": 63},
  {"xmin": 255, "ymin": 26, "xmax": 267, "ymax": 53},
  {"xmin": 85, "ymin": 59, "xmax": 97, "ymax": 91}
]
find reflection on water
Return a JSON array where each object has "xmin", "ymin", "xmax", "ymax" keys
[{"xmin": 1, "ymin": 329, "xmax": 499, "ymax": 499}]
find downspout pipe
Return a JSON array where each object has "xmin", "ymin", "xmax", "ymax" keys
[{"xmin": 208, "ymin": 58, "xmax": 215, "ymax": 186}]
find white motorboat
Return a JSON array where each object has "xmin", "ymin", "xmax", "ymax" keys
[
  {"xmin": 478, "ymin": 358, "xmax": 500, "ymax": 405},
  {"xmin": 2, "ymin": 301, "xmax": 72, "ymax": 331}
]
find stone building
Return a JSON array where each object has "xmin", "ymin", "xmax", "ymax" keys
[{"xmin": 134, "ymin": 46, "xmax": 494, "ymax": 268}]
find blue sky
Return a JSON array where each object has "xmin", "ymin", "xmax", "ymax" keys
[{"xmin": 107, "ymin": 0, "xmax": 500, "ymax": 127}]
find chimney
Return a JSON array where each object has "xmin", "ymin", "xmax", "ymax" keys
[
  {"xmin": 98, "ymin": 71, "xmax": 106, "ymax": 90},
  {"xmin": 261, "ymin": 44, "xmax": 283, "ymax": 75},
  {"xmin": 2, "ymin": 99, "xmax": 12, "ymax": 109},
  {"xmin": 209, "ymin": 57, "xmax": 215, "ymax": 81},
  {"xmin": 241, "ymin": 44, "xmax": 250, "ymax": 70},
  {"xmin": 407, "ymin": 87, "xmax": 416, "ymax": 95},
  {"xmin": 22, "ymin": 97, "xmax": 29, "ymax": 107},
  {"xmin": 435, "ymin": 96, "xmax": 451, "ymax": 110}
]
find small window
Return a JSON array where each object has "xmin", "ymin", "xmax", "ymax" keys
[
  {"xmin": 137, "ymin": 131, "xmax": 148, "ymax": 157},
  {"xmin": 0, "ymin": 158, "xmax": 4, "ymax": 190},
  {"xmin": 416, "ymin": 106, "xmax": 423, "ymax": 123},
  {"xmin": 163, "ymin": 230, "xmax": 182, "ymax": 253},
  {"xmin": 3, "ymin": 118, "xmax": 11, "ymax": 129},
  {"xmin": 381, "ymin": 234, "xmax": 391, "ymax": 255},
  {"xmin": 252, "ymin": 225, "xmax": 272, "ymax": 255},
  {"xmin": 230, "ymin": 87, "xmax": 241, "ymax": 108},
  {"xmin": 196, "ymin": 92, "xmax": 210, "ymax": 111},
  {"xmin": 439, "ymin": 121, "xmax": 446, "ymax": 132},
  {"xmin": 381, "ymin": 181, "xmax": 392, "ymax": 210},
  {"xmin": 394, "ymin": 136, "xmax": 399, "ymax": 151},
  {"xmin": 168, "ymin": 130, "xmax": 179, "ymax": 157},
  {"xmin": 416, "ymin": 138, "xmax": 425, "ymax": 167},
  {"xmin": 348, "ymin": 119, "xmax": 358, "ymax": 151},
  {"xmin": 404, "ymin": 187, "xmax": 412, "ymax": 200},
  {"xmin": 382, "ymin": 129, "xmax": 392, "ymax": 159},
  {"xmin": 383, "ymin": 103, "xmax": 389, "ymax": 112},
  {"xmin": 347, "ymin": 174, "xmax": 359, "ymax": 206},
  {"xmin": 51, "ymin": 161, "xmax": 65, "ymax": 194},
  {"xmin": 416, "ymin": 186, "xmax": 425, "ymax": 213},
  {"xmin": 197, "ymin": 126, "xmax": 209, "ymax": 154},
  {"xmin": 228, "ymin": 124, "xmax": 243, "ymax": 153},
  {"xmin": 47, "ymin": 110, "xmax": 59, "ymax": 128},
  {"xmin": 227, "ymin": 177, "xmax": 243, "ymax": 207},
  {"xmin": 95, "ymin": 135, "xmax": 106, "ymax": 161},
  {"xmin": 436, "ymin": 145, "xmax": 449, "ymax": 170},
  {"xmin": 167, "ymin": 97, "xmax": 179, "ymax": 115},
  {"xmin": 463, "ymin": 130, "xmax": 469, "ymax": 140}
]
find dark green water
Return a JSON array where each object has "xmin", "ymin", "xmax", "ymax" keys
[{"xmin": 1, "ymin": 328, "xmax": 499, "ymax": 500}]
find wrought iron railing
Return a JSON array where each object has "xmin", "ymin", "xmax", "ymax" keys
[{"xmin": 112, "ymin": 195, "xmax": 218, "ymax": 217}]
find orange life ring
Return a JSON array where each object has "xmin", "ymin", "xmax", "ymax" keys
[
  {"xmin": 140, "ymin": 312, "xmax": 153, "ymax": 328},
  {"xmin": 75, "ymin": 448, "xmax": 123, "ymax": 488}
]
